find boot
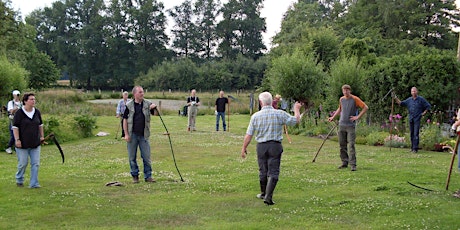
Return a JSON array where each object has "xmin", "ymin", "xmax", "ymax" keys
[
  {"xmin": 264, "ymin": 177, "xmax": 278, "ymax": 205},
  {"xmin": 257, "ymin": 179, "xmax": 267, "ymax": 199}
]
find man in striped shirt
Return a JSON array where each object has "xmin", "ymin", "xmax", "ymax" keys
[
  {"xmin": 328, "ymin": 84, "xmax": 368, "ymax": 171},
  {"xmin": 241, "ymin": 92, "xmax": 302, "ymax": 205}
]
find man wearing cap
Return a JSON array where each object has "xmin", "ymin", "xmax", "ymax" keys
[
  {"xmin": 6, "ymin": 90, "xmax": 22, "ymax": 154},
  {"xmin": 328, "ymin": 85, "xmax": 368, "ymax": 171}
]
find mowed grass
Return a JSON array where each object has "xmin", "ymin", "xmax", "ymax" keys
[{"xmin": 0, "ymin": 114, "xmax": 459, "ymax": 229}]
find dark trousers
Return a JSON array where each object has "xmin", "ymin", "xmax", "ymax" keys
[
  {"xmin": 256, "ymin": 141, "xmax": 283, "ymax": 180},
  {"xmin": 120, "ymin": 119, "xmax": 125, "ymax": 138},
  {"xmin": 409, "ymin": 119, "xmax": 421, "ymax": 151},
  {"xmin": 8, "ymin": 123, "xmax": 14, "ymax": 148}
]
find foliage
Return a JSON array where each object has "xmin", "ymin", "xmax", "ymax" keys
[
  {"xmin": 217, "ymin": 0, "xmax": 266, "ymax": 60},
  {"xmin": 267, "ymin": 49, "xmax": 326, "ymax": 104},
  {"xmin": 364, "ymin": 47, "xmax": 460, "ymax": 123},
  {"xmin": 322, "ymin": 56, "xmax": 367, "ymax": 114},
  {"xmin": 365, "ymin": 131, "xmax": 388, "ymax": 146},
  {"xmin": 384, "ymin": 134, "xmax": 409, "ymax": 148},
  {"xmin": 0, "ymin": 55, "xmax": 28, "ymax": 98},
  {"xmin": 73, "ymin": 114, "xmax": 98, "ymax": 138},
  {"xmin": 26, "ymin": 50, "xmax": 60, "ymax": 90}
]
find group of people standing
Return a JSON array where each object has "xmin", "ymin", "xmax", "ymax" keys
[{"xmin": 5, "ymin": 85, "xmax": 434, "ymax": 205}]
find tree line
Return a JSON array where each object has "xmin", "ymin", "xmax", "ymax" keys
[{"xmin": 2, "ymin": 0, "xmax": 460, "ymax": 123}]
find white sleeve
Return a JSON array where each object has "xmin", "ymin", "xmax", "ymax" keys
[{"xmin": 7, "ymin": 101, "xmax": 13, "ymax": 112}]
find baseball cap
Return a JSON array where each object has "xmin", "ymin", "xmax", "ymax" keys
[{"xmin": 12, "ymin": 90, "xmax": 20, "ymax": 96}]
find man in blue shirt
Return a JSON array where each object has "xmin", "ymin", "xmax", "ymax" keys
[
  {"xmin": 395, "ymin": 87, "xmax": 431, "ymax": 153},
  {"xmin": 241, "ymin": 92, "xmax": 302, "ymax": 205}
]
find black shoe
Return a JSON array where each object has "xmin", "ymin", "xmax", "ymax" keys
[
  {"xmin": 338, "ymin": 165, "xmax": 348, "ymax": 169},
  {"xmin": 16, "ymin": 183, "xmax": 23, "ymax": 187},
  {"xmin": 351, "ymin": 166, "xmax": 357, "ymax": 171},
  {"xmin": 264, "ymin": 199, "xmax": 275, "ymax": 205}
]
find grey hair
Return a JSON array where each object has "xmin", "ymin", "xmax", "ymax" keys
[{"xmin": 258, "ymin": 92, "xmax": 273, "ymax": 106}]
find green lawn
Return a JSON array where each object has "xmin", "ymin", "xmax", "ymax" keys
[{"xmin": 0, "ymin": 114, "xmax": 459, "ymax": 229}]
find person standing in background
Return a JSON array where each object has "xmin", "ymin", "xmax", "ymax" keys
[
  {"xmin": 394, "ymin": 87, "xmax": 431, "ymax": 153},
  {"xmin": 187, "ymin": 89, "xmax": 200, "ymax": 132},
  {"xmin": 6, "ymin": 90, "xmax": 22, "ymax": 154},
  {"xmin": 116, "ymin": 91, "xmax": 130, "ymax": 138},
  {"xmin": 215, "ymin": 91, "xmax": 229, "ymax": 131}
]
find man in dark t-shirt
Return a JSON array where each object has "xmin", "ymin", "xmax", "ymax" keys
[{"xmin": 215, "ymin": 91, "xmax": 229, "ymax": 131}]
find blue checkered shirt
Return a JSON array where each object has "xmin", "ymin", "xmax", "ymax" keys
[{"xmin": 246, "ymin": 106, "xmax": 298, "ymax": 143}]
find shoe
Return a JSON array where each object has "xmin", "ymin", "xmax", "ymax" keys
[
  {"xmin": 187, "ymin": 127, "xmax": 190, "ymax": 132},
  {"xmin": 256, "ymin": 194, "xmax": 265, "ymax": 199},
  {"xmin": 16, "ymin": 183, "xmax": 23, "ymax": 187},
  {"xmin": 338, "ymin": 165, "xmax": 348, "ymax": 169},
  {"xmin": 30, "ymin": 185, "xmax": 41, "ymax": 189},
  {"xmin": 5, "ymin": 147, "xmax": 12, "ymax": 154},
  {"xmin": 145, "ymin": 177, "xmax": 156, "ymax": 183},
  {"xmin": 264, "ymin": 200, "xmax": 276, "ymax": 205},
  {"xmin": 132, "ymin": 175, "xmax": 139, "ymax": 183},
  {"xmin": 351, "ymin": 166, "xmax": 357, "ymax": 171}
]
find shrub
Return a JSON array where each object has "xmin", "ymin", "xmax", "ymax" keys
[
  {"xmin": 384, "ymin": 134, "xmax": 409, "ymax": 148},
  {"xmin": 366, "ymin": 131, "xmax": 388, "ymax": 146},
  {"xmin": 0, "ymin": 118, "xmax": 10, "ymax": 149},
  {"xmin": 74, "ymin": 115, "xmax": 97, "ymax": 138}
]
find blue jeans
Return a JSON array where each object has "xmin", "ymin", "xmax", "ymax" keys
[
  {"xmin": 338, "ymin": 125, "xmax": 357, "ymax": 166},
  {"xmin": 409, "ymin": 119, "xmax": 421, "ymax": 151},
  {"xmin": 15, "ymin": 146, "xmax": 41, "ymax": 188},
  {"xmin": 127, "ymin": 133, "xmax": 152, "ymax": 179},
  {"xmin": 216, "ymin": 112, "xmax": 226, "ymax": 131}
]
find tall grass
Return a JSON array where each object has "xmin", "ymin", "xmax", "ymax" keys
[{"xmin": 0, "ymin": 114, "xmax": 459, "ymax": 229}]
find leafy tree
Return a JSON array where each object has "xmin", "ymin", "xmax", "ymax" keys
[
  {"xmin": 0, "ymin": 55, "xmax": 28, "ymax": 98},
  {"xmin": 267, "ymin": 49, "xmax": 326, "ymax": 105},
  {"xmin": 339, "ymin": 0, "xmax": 458, "ymax": 50},
  {"xmin": 364, "ymin": 48, "xmax": 460, "ymax": 123},
  {"xmin": 26, "ymin": 51, "xmax": 60, "ymax": 90},
  {"xmin": 217, "ymin": 0, "xmax": 266, "ymax": 60},
  {"xmin": 324, "ymin": 56, "xmax": 367, "ymax": 113},
  {"xmin": 103, "ymin": 0, "xmax": 137, "ymax": 90},
  {"xmin": 194, "ymin": 0, "xmax": 221, "ymax": 60},
  {"xmin": 130, "ymin": 0, "xmax": 171, "ymax": 74},
  {"xmin": 168, "ymin": 0, "xmax": 199, "ymax": 59}
]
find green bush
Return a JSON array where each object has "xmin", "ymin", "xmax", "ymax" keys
[
  {"xmin": 419, "ymin": 122, "xmax": 451, "ymax": 151},
  {"xmin": 93, "ymin": 94, "xmax": 102, "ymax": 99},
  {"xmin": 366, "ymin": 131, "xmax": 388, "ymax": 146},
  {"xmin": 74, "ymin": 115, "xmax": 97, "ymax": 138},
  {"xmin": 383, "ymin": 134, "xmax": 409, "ymax": 148},
  {"xmin": 0, "ymin": 118, "xmax": 10, "ymax": 149}
]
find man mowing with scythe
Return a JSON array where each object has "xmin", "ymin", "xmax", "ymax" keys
[{"xmin": 241, "ymin": 92, "xmax": 302, "ymax": 205}]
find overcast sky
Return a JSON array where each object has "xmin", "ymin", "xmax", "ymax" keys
[{"xmin": 10, "ymin": 0, "xmax": 297, "ymax": 49}]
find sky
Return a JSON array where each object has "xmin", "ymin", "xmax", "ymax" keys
[{"xmin": 10, "ymin": 0, "xmax": 297, "ymax": 49}]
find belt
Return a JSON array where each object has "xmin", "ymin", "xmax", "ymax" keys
[{"xmin": 260, "ymin": 140, "xmax": 281, "ymax": 144}]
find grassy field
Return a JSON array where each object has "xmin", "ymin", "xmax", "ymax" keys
[{"xmin": 0, "ymin": 114, "xmax": 459, "ymax": 229}]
